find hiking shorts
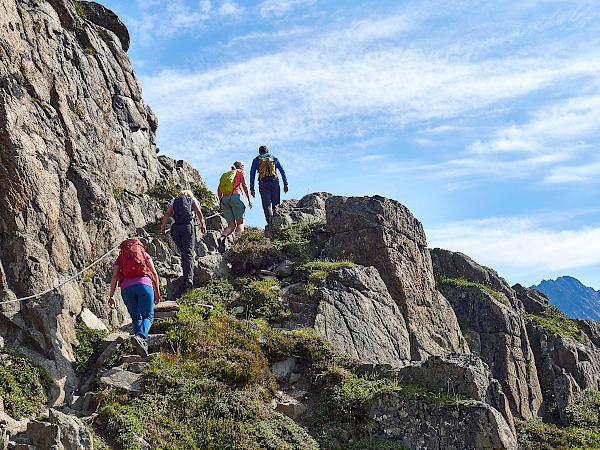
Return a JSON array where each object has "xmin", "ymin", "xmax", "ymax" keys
[{"xmin": 220, "ymin": 194, "xmax": 246, "ymax": 222}]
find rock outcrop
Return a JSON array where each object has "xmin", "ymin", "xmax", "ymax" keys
[
  {"xmin": 431, "ymin": 248, "xmax": 542, "ymax": 420},
  {"xmin": 369, "ymin": 392, "xmax": 517, "ymax": 450},
  {"xmin": 322, "ymin": 195, "xmax": 467, "ymax": 362},
  {"xmin": 314, "ymin": 265, "xmax": 411, "ymax": 365}
]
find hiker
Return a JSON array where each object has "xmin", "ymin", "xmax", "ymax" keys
[
  {"xmin": 217, "ymin": 161, "xmax": 252, "ymax": 252},
  {"xmin": 249, "ymin": 145, "xmax": 288, "ymax": 232},
  {"xmin": 108, "ymin": 238, "xmax": 161, "ymax": 358},
  {"xmin": 158, "ymin": 190, "xmax": 206, "ymax": 289}
]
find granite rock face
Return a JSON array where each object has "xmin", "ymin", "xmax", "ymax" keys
[
  {"xmin": 272, "ymin": 192, "xmax": 331, "ymax": 229},
  {"xmin": 369, "ymin": 391, "xmax": 517, "ymax": 450},
  {"xmin": 431, "ymin": 249, "xmax": 543, "ymax": 420},
  {"xmin": 0, "ymin": 0, "xmax": 206, "ymax": 402},
  {"xmin": 322, "ymin": 195, "xmax": 467, "ymax": 361},
  {"xmin": 314, "ymin": 265, "xmax": 411, "ymax": 366}
]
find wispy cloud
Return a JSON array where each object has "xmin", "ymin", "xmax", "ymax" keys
[
  {"xmin": 258, "ymin": 0, "xmax": 316, "ymax": 18},
  {"xmin": 427, "ymin": 214, "xmax": 600, "ymax": 285}
]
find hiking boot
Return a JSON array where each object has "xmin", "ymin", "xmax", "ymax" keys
[
  {"xmin": 185, "ymin": 279, "xmax": 193, "ymax": 289},
  {"xmin": 132, "ymin": 334, "xmax": 149, "ymax": 358},
  {"xmin": 218, "ymin": 236, "xmax": 226, "ymax": 253}
]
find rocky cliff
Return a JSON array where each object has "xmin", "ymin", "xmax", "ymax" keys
[{"xmin": 0, "ymin": 0, "xmax": 208, "ymax": 404}]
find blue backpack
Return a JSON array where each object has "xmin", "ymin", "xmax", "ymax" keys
[{"xmin": 173, "ymin": 196, "xmax": 194, "ymax": 224}]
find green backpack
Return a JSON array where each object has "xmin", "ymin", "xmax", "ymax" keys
[{"xmin": 219, "ymin": 169, "xmax": 239, "ymax": 196}]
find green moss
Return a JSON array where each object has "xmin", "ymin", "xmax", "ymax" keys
[
  {"xmin": 190, "ymin": 181, "xmax": 218, "ymax": 211},
  {"xmin": 0, "ymin": 352, "xmax": 48, "ymax": 419},
  {"xmin": 73, "ymin": 321, "xmax": 109, "ymax": 375},
  {"xmin": 84, "ymin": 47, "xmax": 96, "ymax": 55},
  {"xmin": 527, "ymin": 305, "xmax": 584, "ymax": 344},
  {"xmin": 113, "ymin": 186, "xmax": 122, "ymax": 200},
  {"xmin": 436, "ymin": 276, "xmax": 508, "ymax": 305},
  {"xmin": 73, "ymin": 1, "xmax": 87, "ymax": 19},
  {"xmin": 295, "ymin": 260, "xmax": 356, "ymax": 281},
  {"xmin": 516, "ymin": 418, "xmax": 600, "ymax": 449}
]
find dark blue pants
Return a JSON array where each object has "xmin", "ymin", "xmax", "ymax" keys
[
  {"xmin": 259, "ymin": 179, "xmax": 280, "ymax": 226},
  {"xmin": 171, "ymin": 222, "xmax": 195, "ymax": 283}
]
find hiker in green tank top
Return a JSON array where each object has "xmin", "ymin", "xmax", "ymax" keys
[{"xmin": 217, "ymin": 161, "xmax": 252, "ymax": 252}]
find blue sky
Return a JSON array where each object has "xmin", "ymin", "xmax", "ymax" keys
[{"xmin": 97, "ymin": 0, "xmax": 600, "ymax": 289}]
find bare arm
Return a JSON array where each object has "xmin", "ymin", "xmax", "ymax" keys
[
  {"xmin": 159, "ymin": 205, "xmax": 174, "ymax": 234},
  {"xmin": 241, "ymin": 173, "xmax": 253, "ymax": 208},
  {"xmin": 193, "ymin": 201, "xmax": 207, "ymax": 234},
  {"xmin": 108, "ymin": 265, "xmax": 119, "ymax": 309}
]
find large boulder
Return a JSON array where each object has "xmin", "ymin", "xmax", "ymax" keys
[
  {"xmin": 431, "ymin": 248, "xmax": 519, "ymax": 309},
  {"xmin": 369, "ymin": 392, "xmax": 517, "ymax": 450},
  {"xmin": 322, "ymin": 195, "xmax": 466, "ymax": 362},
  {"xmin": 527, "ymin": 320, "xmax": 600, "ymax": 422},
  {"xmin": 272, "ymin": 192, "xmax": 331, "ymax": 230},
  {"xmin": 398, "ymin": 353, "xmax": 514, "ymax": 431},
  {"xmin": 314, "ymin": 265, "xmax": 411, "ymax": 366},
  {"xmin": 513, "ymin": 284, "xmax": 548, "ymax": 315}
]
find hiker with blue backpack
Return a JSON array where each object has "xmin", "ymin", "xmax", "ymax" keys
[
  {"xmin": 249, "ymin": 145, "xmax": 288, "ymax": 233},
  {"xmin": 159, "ymin": 189, "xmax": 206, "ymax": 288},
  {"xmin": 217, "ymin": 161, "xmax": 252, "ymax": 252}
]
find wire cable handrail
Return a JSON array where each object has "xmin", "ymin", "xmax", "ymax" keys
[{"xmin": 0, "ymin": 212, "xmax": 223, "ymax": 306}]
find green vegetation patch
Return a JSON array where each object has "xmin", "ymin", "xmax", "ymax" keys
[
  {"xmin": 316, "ymin": 369, "xmax": 464, "ymax": 446},
  {"xmin": 146, "ymin": 181, "xmax": 179, "ymax": 201},
  {"xmin": 99, "ymin": 283, "xmax": 320, "ymax": 449},
  {"xmin": 516, "ymin": 418, "xmax": 600, "ymax": 450},
  {"xmin": 236, "ymin": 277, "xmax": 290, "ymax": 322},
  {"xmin": 73, "ymin": 321, "xmax": 108, "ymax": 375},
  {"xmin": 271, "ymin": 221, "xmax": 327, "ymax": 262},
  {"xmin": 295, "ymin": 260, "xmax": 356, "ymax": 281},
  {"xmin": 190, "ymin": 181, "xmax": 218, "ymax": 211},
  {"xmin": 347, "ymin": 439, "xmax": 410, "ymax": 450},
  {"xmin": 565, "ymin": 389, "xmax": 600, "ymax": 428},
  {"xmin": 233, "ymin": 227, "xmax": 273, "ymax": 255},
  {"xmin": 436, "ymin": 276, "xmax": 508, "ymax": 305},
  {"xmin": 527, "ymin": 305, "xmax": 584, "ymax": 344},
  {"xmin": 0, "ymin": 352, "xmax": 48, "ymax": 419},
  {"xmin": 73, "ymin": 1, "xmax": 88, "ymax": 19}
]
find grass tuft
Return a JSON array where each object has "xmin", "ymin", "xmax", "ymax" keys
[{"xmin": 527, "ymin": 305, "xmax": 584, "ymax": 344}]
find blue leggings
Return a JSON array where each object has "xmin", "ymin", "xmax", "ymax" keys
[{"xmin": 121, "ymin": 283, "xmax": 154, "ymax": 340}]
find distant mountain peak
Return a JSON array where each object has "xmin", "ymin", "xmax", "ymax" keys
[{"xmin": 532, "ymin": 277, "xmax": 600, "ymax": 321}]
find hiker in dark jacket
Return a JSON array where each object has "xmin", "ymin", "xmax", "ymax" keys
[
  {"xmin": 249, "ymin": 145, "xmax": 288, "ymax": 232},
  {"xmin": 159, "ymin": 190, "xmax": 206, "ymax": 288}
]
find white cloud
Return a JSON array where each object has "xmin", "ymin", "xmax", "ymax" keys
[
  {"xmin": 218, "ymin": 1, "xmax": 244, "ymax": 17},
  {"xmin": 427, "ymin": 215, "xmax": 600, "ymax": 285},
  {"xmin": 259, "ymin": 0, "xmax": 315, "ymax": 18}
]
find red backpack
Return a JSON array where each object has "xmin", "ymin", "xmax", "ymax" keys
[{"xmin": 117, "ymin": 238, "xmax": 150, "ymax": 285}]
